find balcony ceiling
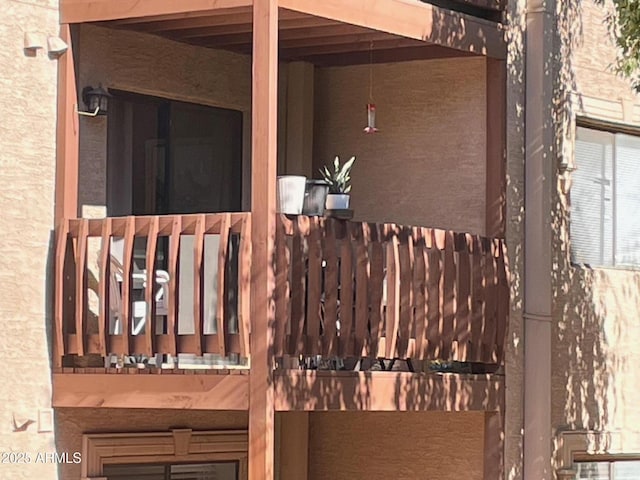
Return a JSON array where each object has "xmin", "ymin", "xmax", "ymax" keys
[{"xmin": 96, "ymin": 7, "xmax": 476, "ymax": 66}]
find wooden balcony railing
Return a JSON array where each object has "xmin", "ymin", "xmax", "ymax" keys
[
  {"xmin": 275, "ymin": 216, "xmax": 509, "ymax": 365},
  {"xmin": 54, "ymin": 213, "xmax": 508, "ymax": 370},
  {"xmin": 54, "ymin": 213, "xmax": 251, "ymax": 368}
]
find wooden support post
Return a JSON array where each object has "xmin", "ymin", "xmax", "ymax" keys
[
  {"xmin": 54, "ymin": 24, "xmax": 79, "ymax": 367},
  {"xmin": 55, "ymin": 24, "xmax": 79, "ymax": 226},
  {"xmin": 249, "ymin": 0, "xmax": 278, "ymax": 478},
  {"xmin": 485, "ymin": 58, "xmax": 506, "ymax": 238}
]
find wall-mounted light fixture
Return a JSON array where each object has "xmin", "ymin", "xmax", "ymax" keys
[
  {"xmin": 47, "ymin": 35, "xmax": 68, "ymax": 56},
  {"xmin": 76, "ymin": 85, "xmax": 111, "ymax": 117},
  {"xmin": 24, "ymin": 32, "xmax": 44, "ymax": 52}
]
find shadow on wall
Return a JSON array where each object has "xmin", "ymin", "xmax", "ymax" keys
[{"xmin": 548, "ymin": 0, "xmax": 640, "ymax": 466}]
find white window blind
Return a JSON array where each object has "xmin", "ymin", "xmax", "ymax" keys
[
  {"xmin": 571, "ymin": 126, "xmax": 640, "ymax": 267},
  {"xmin": 576, "ymin": 460, "xmax": 640, "ymax": 479}
]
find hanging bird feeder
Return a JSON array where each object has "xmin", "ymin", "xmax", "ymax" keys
[{"xmin": 363, "ymin": 41, "xmax": 379, "ymax": 134}]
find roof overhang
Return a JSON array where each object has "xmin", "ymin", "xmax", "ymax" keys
[{"xmin": 60, "ymin": 0, "xmax": 506, "ymax": 60}]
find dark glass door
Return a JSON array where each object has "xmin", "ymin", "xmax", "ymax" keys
[{"xmin": 107, "ymin": 91, "xmax": 243, "ymax": 217}]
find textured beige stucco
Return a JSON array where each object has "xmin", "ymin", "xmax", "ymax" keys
[
  {"xmin": 552, "ymin": 0, "xmax": 640, "ymax": 472},
  {"xmin": 0, "ymin": 1, "xmax": 59, "ymax": 479},
  {"xmin": 307, "ymin": 411, "xmax": 486, "ymax": 480},
  {"xmin": 313, "ymin": 57, "xmax": 487, "ymax": 235}
]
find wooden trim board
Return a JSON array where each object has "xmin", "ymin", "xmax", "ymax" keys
[{"xmin": 53, "ymin": 373, "xmax": 249, "ymax": 410}]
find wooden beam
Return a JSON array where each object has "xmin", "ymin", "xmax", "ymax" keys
[
  {"xmin": 55, "ymin": 24, "xmax": 79, "ymax": 225},
  {"xmin": 485, "ymin": 58, "xmax": 506, "ymax": 237},
  {"xmin": 302, "ymin": 45, "xmax": 475, "ymax": 67},
  {"xmin": 280, "ymin": 37, "xmax": 426, "ymax": 59},
  {"xmin": 280, "ymin": 31, "xmax": 394, "ymax": 49},
  {"xmin": 165, "ymin": 10, "xmax": 339, "ymax": 39},
  {"xmin": 60, "ymin": 0, "xmax": 252, "ymax": 24},
  {"xmin": 278, "ymin": 0, "xmax": 506, "ymax": 58},
  {"xmin": 199, "ymin": 28, "xmax": 392, "ymax": 49},
  {"xmin": 188, "ymin": 23, "xmax": 370, "ymax": 46},
  {"xmin": 455, "ymin": 0, "xmax": 504, "ymax": 10},
  {"xmin": 108, "ymin": 6, "xmax": 252, "ymax": 26},
  {"xmin": 249, "ymin": 0, "xmax": 278, "ymax": 479},
  {"xmin": 52, "ymin": 373, "xmax": 249, "ymax": 410},
  {"xmin": 121, "ymin": 10, "xmax": 254, "ymax": 33},
  {"xmin": 274, "ymin": 371, "xmax": 504, "ymax": 411}
]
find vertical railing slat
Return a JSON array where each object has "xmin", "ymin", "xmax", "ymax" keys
[
  {"xmin": 217, "ymin": 213, "xmax": 231, "ymax": 358},
  {"xmin": 470, "ymin": 235, "xmax": 485, "ymax": 362},
  {"xmin": 306, "ymin": 216, "xmax": 322, "ymax": 355},
  {"xmin": 74, "ymin": 218, "xmax": 89, "ymax": 356},
  {"xmin": 354, "ymin": 223, "xmax": 370, "ymax": 357},
  {"xmin": 120, "ymin": 216, "xmax": 135, "ymax": 356},
  {"xmin": 369, "ymin": 224, "xmax": 384, "ymax": 358},
  {"xmin": 413, "ymin": 227, "xmax": 427, "ymax": 360},
  {"xmin": 143, "ymin": 216, "xmax": 159, "ymax": 357},
  {"xmin": 322, "ymin": 219, "xmax": 339, "ymax": 357},
  {"xmin": 397, "ymin": 227, "xmax": 412, "ymax": 358},
  {"xmin": 97, "ymin": 218, "xmax": 111, "ymax": 358},
  {"xmin": 482, "ymin": 237, "xmax": 498, "ymax": 363},
  {"xmin": 167, "ymin": 216, "xmax": 181, "ymax": 357},
  {"xmin": 441, "ymin": 230, "xmax": 456, "ymax": 360},
  {"xmin": 274, "ymin": 215, "xmax": 289, "ymax": 357},
  {"xmin": 385, "ymin": 225, "xmax": 400, "ymax": 359},
  {"xmin": 454, "ymin": 233, "xmax": 472, "ymax": 361},
  {"xmin": 289, "ymin": 216, "xmax": 307, "ymax": 355},
  {"xmin": 238, "ymin": 213, "xmax": 252, "ymax": 358},
  {"xmin": 426, "ymin": 229, "xmax": 443, "ymax": 359},
  {"xmin": 339, "ymin": 221, "xmax": 354, "ymax": 356},
  {"xmin": 192, "ymin": 214, "xmax": 205, "ymax": 356},
  {"xmin": 54, "ymin": 220, "xmax": 70, "ymax": 367}
]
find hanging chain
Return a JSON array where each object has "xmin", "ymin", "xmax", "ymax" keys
[{"xmin": 368, "ymin": 40, "xmax": 374, "ymax": 102}]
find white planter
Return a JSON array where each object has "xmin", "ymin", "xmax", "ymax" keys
[
  {"xmin": 277, "ymin": 175, "xmax": 307, "ymax": 214},
  {"xmin": 325, "ymin": 193, "xmax": 350, "ymax": 210}
]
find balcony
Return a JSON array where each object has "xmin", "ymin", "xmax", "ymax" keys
[{"xmin": 54, "ymin": 212, "xmax": 508, "ymax": 372}]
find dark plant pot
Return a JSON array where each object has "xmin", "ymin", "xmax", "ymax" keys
[{"xmin": 303, "ymin": 179, "xmax": 330, "ymax": 216}]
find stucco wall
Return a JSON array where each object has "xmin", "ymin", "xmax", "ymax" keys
[
  {"xmin": 307, "ymin": 411, "xmax": 486, "ymax": 480},
  {"xmin": 552, "ymin": 0, "xmax": 640, "ymax": 469},
  {"xmin": 0, "ymin": 1, "xmax": 59, "ymax": 479},
  {"xmin": 313, "ymin": 57, "xmax": 487, "ymax": 235}
]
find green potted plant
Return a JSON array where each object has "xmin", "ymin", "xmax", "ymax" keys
[{"xmin": 320, "ymin": 156, "xmax": 355, "ymax": 210}]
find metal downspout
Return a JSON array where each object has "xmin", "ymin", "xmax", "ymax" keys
[{"xmin": 524, "ymin": 0, "xmax": 555, "ymax": 476}]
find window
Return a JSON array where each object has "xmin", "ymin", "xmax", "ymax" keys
[
  {"xmin": 82, "ymin": 429, "xmax": 247, "ymax": 480},
  {"xmin": 571, "ymin": 126, "xmax": 640, "ymax": 268},
  {"xmin": 576, "ymin": 460, "xmax": 640, "ymax": 479}
]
